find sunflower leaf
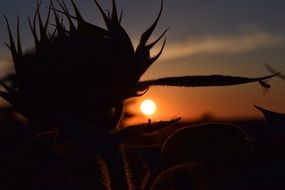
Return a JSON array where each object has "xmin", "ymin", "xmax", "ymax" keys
[{"xmin": 137, "ymin": 73, "xmax": 280, "ymax": 90}]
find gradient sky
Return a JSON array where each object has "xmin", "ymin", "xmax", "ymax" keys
[{"xmin": 0, "ymin": 0, "xmax": 285, "ymax": 123}]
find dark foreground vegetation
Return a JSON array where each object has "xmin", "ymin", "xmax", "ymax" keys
[{"xmin": 1, "ymin": 107, "xmax": 285, "ymax": 189}]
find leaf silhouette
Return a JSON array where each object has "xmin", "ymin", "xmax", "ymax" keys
[
  {"xmin": 137, "ymin": 73, "xmax": 280, "ymax": 91},
  {"xmin": 159, "ymin": 123, "xmax": 252, "ymax": 172},
  {"xmin": 254, "ymin": 104, "xmax": 285, "ymax": 131}
]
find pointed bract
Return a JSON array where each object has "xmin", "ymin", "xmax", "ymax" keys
[
  {"xmin": 137, "ymin": 0, "xmax": 163, "ymax": 48},
  {"xmin": 147, "ymin": 37, "xmax": 166, "ymax": 65},
  {"xmin": 56, "ymin": 0, "xmax": 76, "ymax": 33},
  {"xmin": 111, "ymin": 0, "xmax": 119, "ymax": 23},
  {"xmin": 28, "ymin": 16, "xmax": 40, "ymax": 48},
  {"xmin": 16, "ymin": 17, "xmax": 23, "ymax": 58},
  {"xmin": 146, "ymin": 28, "xmax": 169, "ymax": 50},
  {"xmin": 93, "ymin": 0, "xmax": 112, "ymax": 29}
]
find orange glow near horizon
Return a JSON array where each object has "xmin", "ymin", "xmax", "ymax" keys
[{"xmin": 123, "ymin": 81, "xmax": 285, "ymax": 127}]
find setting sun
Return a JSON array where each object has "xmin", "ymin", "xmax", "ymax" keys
[{"xmin": 140, "ymin": 99, "xmax": 157, "ymax": 116}]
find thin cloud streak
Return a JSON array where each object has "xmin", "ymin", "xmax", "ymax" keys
[{"xmin": 154, "ymin": 31, "xmax": 285, "ymax": 62}]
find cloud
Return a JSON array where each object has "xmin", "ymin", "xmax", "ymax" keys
[{"xmin": 152, "ymin": 31, "xmax": 285, "ymax": 62}]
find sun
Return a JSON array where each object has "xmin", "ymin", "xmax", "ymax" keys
[{"xmin": 140, "ymin": 99, "xmax": 156, "ymax": 116}]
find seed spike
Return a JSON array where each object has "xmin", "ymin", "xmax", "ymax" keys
[{"xmin": 138, "ymin": 0, "xmax": 163, "ymax": 48}]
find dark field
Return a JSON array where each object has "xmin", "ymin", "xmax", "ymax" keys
[{"xmin": 1, "ymin": 107, "xmax": 285, "ymax": 189}]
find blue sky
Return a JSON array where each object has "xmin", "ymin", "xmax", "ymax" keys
[{"xmin": 0, "ymin": 0, "xmax": 285, "ymax": 121}]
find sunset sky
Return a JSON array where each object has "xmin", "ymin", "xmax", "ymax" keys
[{"xmin": 0, "ymin": 0, "xmax": 285, "ymax": 123}]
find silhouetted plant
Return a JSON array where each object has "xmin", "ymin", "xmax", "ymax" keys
[
  {"xmin": 254, "ymin": 104, "xmax": 285, "ymax": 131},
  {"xmin": 148, "ymin": 123, "xmax": 253, "ymax": 190},
  {"xmin": 0, "ymin": 0, "xmax": 280, "ymax": 189},
  {"xmin": 159, "ymin": 123, "xmax": 253, "ymax": 171}
]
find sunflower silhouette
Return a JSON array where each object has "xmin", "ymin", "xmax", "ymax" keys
[
  {"xmin": 0, "ymin": 0, "xmax": 280, "ymax": 189},
  {"xmin": 0, "ymin": 0, "xmax": 279, "ymax": 145}
]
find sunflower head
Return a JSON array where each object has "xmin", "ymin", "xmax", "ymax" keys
[{"xmin": 2, "ymin": 0, "xmax": 166, "ymax": 124}]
